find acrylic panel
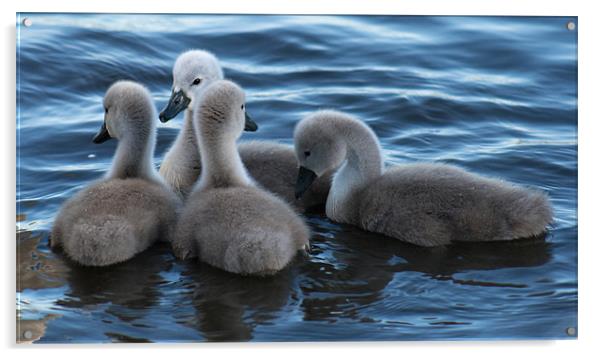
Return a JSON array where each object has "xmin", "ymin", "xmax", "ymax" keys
[{"xmin": 16, "ymin": 13, "xmax": 577, "ymax": 343}]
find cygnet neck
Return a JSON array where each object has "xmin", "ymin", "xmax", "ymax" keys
[
  {"xmin": 326, "ymin": 118, "xmax": 384, "ymax": 222},
  {"xmin": 336, "ymin": 119, "xmax": 384, "ymax": 184},
  {"xmin": 196, "ymin": 118, "xmax": 251, "ymax": 191},
  {"xmin": 180, "ymin": 108, "xmax": 201, "ymax": 162},
  {"xmin": 108, "ymin": 119, "xmax": 157, "ymax": 182}
]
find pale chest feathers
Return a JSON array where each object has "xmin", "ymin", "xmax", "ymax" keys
[{"xmin": 326, "ymin": 166, "xmax": 363, "ymax": 224}]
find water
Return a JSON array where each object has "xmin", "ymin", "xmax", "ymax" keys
[{"xmin": 16, "ymin": 14, "xmax": 577, "ymax": 342}]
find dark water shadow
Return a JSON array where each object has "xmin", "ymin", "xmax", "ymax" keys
[
  {"xmin": 297, "ymin": 216, "xmax": 552, "ymax": 322},
  {"xmin": 53, "ymin": 243, "xmax": 172, "ymax": 323},
  {"xmin": 176, "ymin": 257, "xmax": 300, "ymax": 342},
  {"xmin": 21, "ymin": 213, "xmax": 552, "ymax": 342},
  {"xmin": 332, "ymin": 220, "xmax": 551, "ymax": 277}
]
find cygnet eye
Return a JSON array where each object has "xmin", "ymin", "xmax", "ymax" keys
[
  {"xmin": 192, "ymin": 78, "xmax": 202, "ymax": 86},
  {"xmin": 104, "ymin": 107, "xmax": 108, "ymax": 114},
  {"xmin": 304, "ymin": 150, "xmax": 311, "ymax": 157},
  {"xmin": 241, "ymin": 104, "xmax": 245, "ymax": 110}
]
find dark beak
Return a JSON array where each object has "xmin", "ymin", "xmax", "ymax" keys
[
  {"xmin": 295, "ymin": 166, "xmax": 317, "ymax": 199},
  {"xmin": 159, "ymin": 89, "xmax": 191, "ymax": 123},
  {"xmin": 244, "ymin": 112, "xmax": 258, "ymax": 132},
  {"xmin": 92, "ymin": 122, "xmax": 111, "ymax": 144}
]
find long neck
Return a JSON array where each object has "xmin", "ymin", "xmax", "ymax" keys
[
  {"xmin": 342, "ymin": 126, "xmax": 383, "ymax": 182},
  {"xmin": 197, "ymin": 133, "xmax": 251, "ymax": 190},
  {"xmin": 108, "ymin": 125, "xmax": 157, "ymax": 182},
  {"xmin": 337, "ymin": 120, "xmax": 384, "ymax": 187},
  {"xmin": 327, "ymin": 120, "xmax": 384, "ymax": 222},
  {"xmin": 180, "ymin": 108, "xmax": 201, "ymax": 164},
  {"xmin": 163, "ymin": 109, "xmax": 201, "ymax": 169}
]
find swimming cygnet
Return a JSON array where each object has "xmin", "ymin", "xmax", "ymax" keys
[
  {"xmin": 294, "ymin": 110, "xmax": 553, "ymax": 247},
  {"xmin": 158, "ymin": 49, "xmax": 331, "ymax": 210},
  {"xmin": 51, "ymin": 81, "xmax": 180, "ymax": 266},
  {"xmin": 172, "ymin": 80, "xmax": 310, "ymax": 275}
]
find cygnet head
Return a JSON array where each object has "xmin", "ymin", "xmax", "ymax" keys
[
  {"xmin": 159, "ymin": 50, "xmax": 224, "ymax": 122},
  {"xmin": 195, "ymin": 80, "xmax": 258, "ymax": 142},
  {"xmin": 93, "ymin": 81, "xmax": 155, "ymax": 144},
  {"xmin": 294, "ymin": 110, "xmax": 350, "ymax": 198}
]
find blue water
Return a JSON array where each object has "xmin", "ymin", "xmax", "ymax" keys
[{"xmin": 16, "ymin": 14, "xmax": 577, "ymax": 342}]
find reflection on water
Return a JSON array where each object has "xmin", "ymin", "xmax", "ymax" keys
[
  {"xmin": 180, "ymin": 262, "xmax": 297, "ymax": 341},
  {"xmin": 55, "ymin": 245, "xmax": 170, "ymax": 317},
  {"xmin": 298, "ymin": 218, "xmax": 552, "ymax": 327},
  {"xmin": 17, "ymin": 14, "xmax": 577, "ymax": 342},
  {"xmin": 17, "ymin": 220, "xmax": 555, "ymax": 342},
  {"xmin": 17, "ymin": 230, "xmax": 68, "ymax": 292}
]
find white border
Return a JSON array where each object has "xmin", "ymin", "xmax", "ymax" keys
[
  {"xmin": 3, "ymin": 0, "xmax": 600, "ymax": 356},
  {"xmin": 1, "ymin": 0, "xmax": 585, "ymax": 15}
]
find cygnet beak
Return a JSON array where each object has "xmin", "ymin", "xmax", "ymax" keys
[
  {"xmin": 92, "ymin": 121, "xmax": 112, "ymax": 144},
  {"xmin": 159, "ymin": 89, "xmax": 191, "ymax": 123},
  {"xmin": 244, "ymin": 112, "xmax": 258, "ymax": 132},
  {"xmin": 295, "ymin": 166, "xmax": 317, "ymax": 199}
]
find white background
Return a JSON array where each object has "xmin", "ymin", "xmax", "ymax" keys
[{"xmin": 2, "ymin": 0, "xmax": 600, "ymax": 355}]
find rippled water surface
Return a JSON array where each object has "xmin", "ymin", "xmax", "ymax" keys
[{"xmin": 16, "ymin": 14, "xmax": 577, "ymax": 342}]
